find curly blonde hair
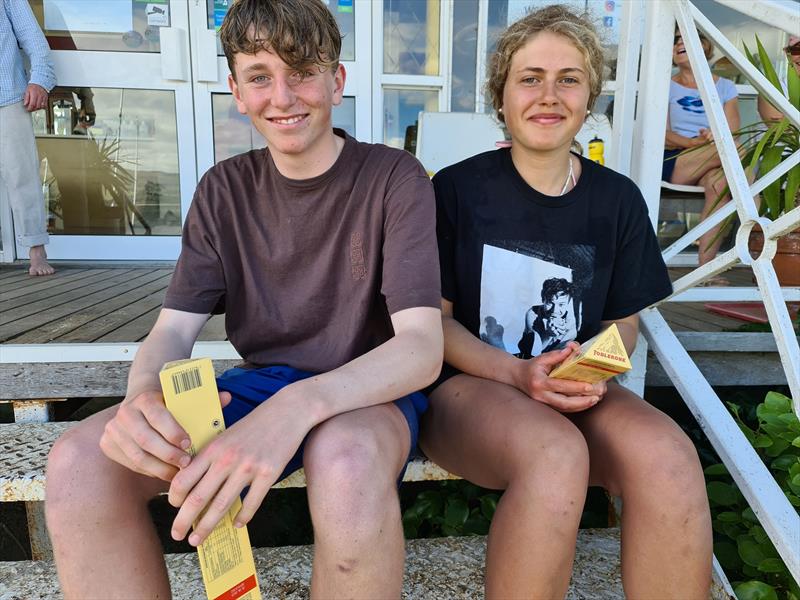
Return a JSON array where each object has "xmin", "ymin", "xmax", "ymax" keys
[{"xmin": 486, "ymin": 5, "xmax": 604, "ymax": 123}]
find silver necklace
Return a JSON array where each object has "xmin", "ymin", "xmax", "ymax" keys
[{"xmin": 559, "ymin": 156, "xmax": 574, "ymax": 196}]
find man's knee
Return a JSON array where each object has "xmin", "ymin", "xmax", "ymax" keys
[
  {"xmin": 304, "ymin": 415, "xmax": 405, "ymax": 533},
  {"xmin": 46, "ymin": 425, "xmax": 104, "ymax": 527},
  {"xmin": 306, "ymin": 421, "xmax": 398, "ymax": 488},
  {"xmin": 47, "ymin": 425, "xmax": 98, "ymax": 491}
]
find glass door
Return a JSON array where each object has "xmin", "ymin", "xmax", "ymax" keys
[
  {"xmin": 21, "ymin": 0, "xmax": 196, "ymax": 260},
  {"xmin": 189, "ymin": 0, "xmax": 374, "ymax": 176}
]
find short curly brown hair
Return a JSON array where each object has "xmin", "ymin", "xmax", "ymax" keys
[
  {"xmin": 486, "ymin": 4, "xmax": 605, "ymax": 123},
  {"xmin": 220, "ymin": 0, "xmax": 342, "ymax": 80}
]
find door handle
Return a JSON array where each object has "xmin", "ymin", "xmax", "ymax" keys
[
  {"xmin": 197, "ymin": 29, "xmax": 219, "ymax": 82},
  {"xmin": 160, "ymin": 27, "xmax": 189, "ymax": 81}
]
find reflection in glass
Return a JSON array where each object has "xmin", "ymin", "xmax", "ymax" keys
[
  {"xmin": 383, "ymin": 88, "xmax": 438, "ymax": 150},
  {"xmin": 451, "ymin": 0, "xmax": 479, "ymax": 112},
  {"xmin": 384, "ymin": 1, "xmax": 440, "ymax": 75},
  {"xmin": 30, "ymin": 0, "xmax": 168, "ymax": 53},
  {"xmin": 212, "ymin": 94, "xmax": 356, "ymax": 163},
  {"xmin": 34, "ymin": 88, "xmax": 181, "ymax": 236},
  {"xmin": 207, "ymin": 0, "xmax": 355, "ymax": 61}
]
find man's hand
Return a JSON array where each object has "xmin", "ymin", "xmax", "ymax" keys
[
  {"xmin": 100, "ymin": 390, "xmax": 229, "ymax": 482},
  {"xmin": 512, "ymin": 343, "xmax": 606, "ymax": 412},
  {"xmin": 167, "ymin": 389, "xmax": 309, "ymax": 546},
  {"xmin": 23, "ymin": 84, "xmax": 48, "ymax": 112}
]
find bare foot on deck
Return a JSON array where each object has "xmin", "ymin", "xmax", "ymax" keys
[{"xmin": 28, "ymin": 245, "xmax": 55, "ymax": 276}]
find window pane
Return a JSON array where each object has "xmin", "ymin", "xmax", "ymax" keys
[
  {"xmin": 451, "ymin": 0, "xmax": 479, "ymax": 112},
  {"xmin": 31, "ymin": 0, "xmax": 168, "ymax": 53},
  {"xmin": 207, "ymin": 0, "xmax": 355, "ymax": 61},
  {"xmin": 383, "ymin": 88, "xmax": 438, "ymax": 151},
  {"xmin": 34, "ymin": 88, "xmax": 181, "ymax": 236},
  {"xmin": 211, "ymin": 94, "xmax": 356, "ymax": 163},
  {"xmin": 383, "ymin": 1, "xmax": 440, "ymax": 75}
]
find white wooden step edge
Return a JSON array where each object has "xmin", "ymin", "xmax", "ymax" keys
[{"xmin": 0, "ymin": 423, "xmax": 456, "ymax": 503}]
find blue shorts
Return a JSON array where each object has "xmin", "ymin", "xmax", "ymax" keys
[{"xmin": 216, "ymin": 365, "xmax": 429, "ymax": 484}]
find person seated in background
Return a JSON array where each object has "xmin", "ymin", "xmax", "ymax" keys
[
  {"xmin": 663, "ymin": 30, "xmax": 741, "ymax": 279},
  {"xmin": 758, "ymin": 35, "xmax": 799, "ymax": 122}
]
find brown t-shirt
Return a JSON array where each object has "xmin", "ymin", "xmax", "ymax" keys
[{"xmin": 164, "ymin": 130, "xmax": 440, "ymax": 372}]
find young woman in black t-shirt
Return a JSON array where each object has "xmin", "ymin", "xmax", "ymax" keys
[{"xmin": 420, "ymin": 6, "xmax": 712, "ymax": 598}]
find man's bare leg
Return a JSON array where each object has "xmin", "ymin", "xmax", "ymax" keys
[
  {"xmin": 28, "ymin": 244, "xmax": 54, "ymax": 276},
  {"xmin": 420, "ymin": 375, "xmax": 590, "ymax": 599},
  {"xmin": 570, "ymin": 383, "xmax": 713, "ymax": 599},
  {"xmin": 46, "ymin": 406, "xmax": 170, "ymax": 599},
  {"xmin": 303, "ymin": 403, "xmax": 411, "ymax": 598}
]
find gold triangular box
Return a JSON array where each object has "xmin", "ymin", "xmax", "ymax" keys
[{"xmin": 549, "ymin": 323, "xmax": 632, "ymax": 384}]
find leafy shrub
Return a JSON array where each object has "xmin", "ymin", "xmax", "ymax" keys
[
  {"xmin": 704, "ymin": 391, "xmax": 800, "ymax": 600},
  {"xmin": 402, "ymin": 481, "xmax": 499, "ymax": 538}
]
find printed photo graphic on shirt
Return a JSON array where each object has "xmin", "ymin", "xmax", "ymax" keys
[{"xmin": 478, "ymin": 242, "xmax": 594, "ymax": 358}]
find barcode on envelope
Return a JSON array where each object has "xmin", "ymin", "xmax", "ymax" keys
[{"xmin": 171, "ymin": 367, "xmax": 202, "ymax": 394}]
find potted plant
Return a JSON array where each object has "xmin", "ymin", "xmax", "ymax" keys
[{"xmin": 740, "ymin": 37, "xmax": 800, "ymax": 285}]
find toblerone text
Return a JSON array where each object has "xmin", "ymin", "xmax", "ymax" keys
[
  {"xmin": 160, "ymin": 358, "xmax": 262, "ymax": 600},
  {"xmin": 549, "ymin": 323, "xmax": 631, "ymax": 384}
]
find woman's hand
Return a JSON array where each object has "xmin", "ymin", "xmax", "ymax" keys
[{"xmin": 511, "ymin": 343, "xmax": 606, "ymax": 413}]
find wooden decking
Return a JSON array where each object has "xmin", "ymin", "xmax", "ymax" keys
[{"xmin": 0, "ymin": 263, "xmax": 757, "ymax": 345}]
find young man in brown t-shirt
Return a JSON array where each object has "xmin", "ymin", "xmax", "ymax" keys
[{"xmin": 44, "ymin": 1, "xmax": 442, "ymax": 597}]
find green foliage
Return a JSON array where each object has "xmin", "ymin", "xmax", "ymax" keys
[
  {"xmin": 705, "ymin": 391, "xmax": 800, "ymax": 599},
  {"xmin": 739, "ymin": 36, "xmax": 800, "ymax": 221},
  {"xmin": 402, "ymin": 481, "xmax": 500, "ymax": 538}
]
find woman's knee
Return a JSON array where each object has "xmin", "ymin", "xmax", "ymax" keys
[
  {"xmin": 511, "ymin": 421, "xmax": 590, "ymax": 507},
  {"xmin": 628, "ymin": 420, "xmax": 706, "ymax": 505}
]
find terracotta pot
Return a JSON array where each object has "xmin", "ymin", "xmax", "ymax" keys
[{"xmin": 748, "ymin": 228, "xmax": 800, "ymax": 286}]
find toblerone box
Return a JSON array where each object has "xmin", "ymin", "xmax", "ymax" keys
[
  {"xmin": 160, "ymin": 358, "xmax": 262, "ymax": 600},
  {"xmin": 549, "ymin": 323, "xmax": 631, "ymax": 384}
]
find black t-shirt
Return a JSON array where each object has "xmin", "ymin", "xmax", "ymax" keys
[{"xmin": 435, "ymin": 148, "xmax": 672, "ymax": 369}]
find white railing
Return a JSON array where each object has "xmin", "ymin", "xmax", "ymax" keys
[{"xmin": 619, "ymin": 0, "xmax": 800, "ymax": 582}]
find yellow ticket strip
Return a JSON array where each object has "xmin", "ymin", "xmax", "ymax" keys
[
  {"xmin": 160, "ymin": 358, "xmax": 262, "ymax": 600},
  {"xmin": 549, "ymin": 323, "xmax": 631, "ymax": 384}
]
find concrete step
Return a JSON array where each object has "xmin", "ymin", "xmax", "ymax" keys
[
  {"xmin": 0, "ymin": 531, "xmax": 629, "ymax": 599},
  {"xmin": 0, "ymin": 422, "xmax": 456, "ymax": 502}
]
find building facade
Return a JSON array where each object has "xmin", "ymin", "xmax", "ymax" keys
[{"xmin": 0, "ymin": 0, "xmax": 790, "ymax": 262}]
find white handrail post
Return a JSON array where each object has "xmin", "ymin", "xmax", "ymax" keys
[
  {"xmin": 630, "ymin": 0, "xmax": 674, "ymax": 230},
  {"xmin": 609, "ymin": 0, "xmax": 643, "ymax": 177}
]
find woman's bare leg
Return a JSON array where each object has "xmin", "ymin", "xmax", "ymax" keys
[
  {"xmin": 420, "ymin": 374, "xmax": 590, "ymax": 599},
  {"xmin": 569, "ymin": 383, "xmax": 712, "ymax": 599},
  {"xmin": 670, "ymin": 145, "xmax": 741, "ymax": 267}
]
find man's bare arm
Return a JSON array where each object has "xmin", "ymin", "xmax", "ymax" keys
[
  {"xmin": 100, "ymin": 309, "xmax": 213, "ymax": 481},
  {"xmin": 125, "ymin": 308, "xmax": 209, "ymax": 400},
  {"xmin": 168, "ymin": 305, "xmax": 444, "ymax": 545},
  {"xmin": 290, "ymin": 305, "xmax": 443, "ymax": 424}
]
